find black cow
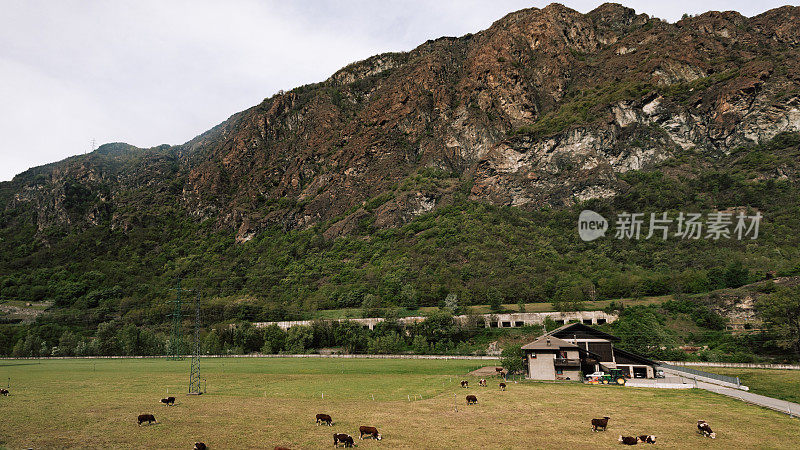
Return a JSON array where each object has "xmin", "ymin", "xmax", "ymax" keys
[
  {"xmin": 460, "ymin": 380, "xmax": 469, "ymax": 388},
  {"xmin": 591, "ymin": 416, "xmax": 610, "ymax": 432},
  {"xmin": 697, "ymin": 420, "xmax": 716, "ymax": 438},
  {"xmin": 316, "ymin": 413, "xmax": 333, "ymax": 426},
  {"xmin": 0, "ymin": 388, "xmax": 9, "ymax": 396},
  {"xmin": 160, "ymin": 396, "xmax": 176, "ymax": 406},
  {"xmin": 618, "ymin": 435, "xmax": 639, "ymax": 445},
  {"xmin": 193, "ymin": 443, "xmax": 207, "ymax": 450},
  {"xmin": 334, "ymin": 433, "xmax": 354, "ymax": 448},
  {"xmin": 359, "ymin": 426, "xmax": 382, "ymax": 440},
  {"xmin": 499, "ymin": 382, "xmax": 506, "ymax": 391},
  {"xmin": 638, "ymin": 435, "xmax": 656, "ymax": 444},
  {"xmin": 466, "ymin": 394, "xmax": 478, "ymax": 405},
  {"xmin": 137, "ymin": 414, "xmax": 156, "ymax": 425}
]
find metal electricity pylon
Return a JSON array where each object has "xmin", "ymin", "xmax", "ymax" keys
[
  {"xmin": 188, "ymin": 294, "xmax": 202, "ymax": 394},
  {"xmin": 167, "ymin": 279, "xmax": 185, "ymax": 360}
]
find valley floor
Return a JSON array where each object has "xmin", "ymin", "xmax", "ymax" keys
[{"xmin": 1, "ymin": 358, "xmax": 799, "ymax": 448}]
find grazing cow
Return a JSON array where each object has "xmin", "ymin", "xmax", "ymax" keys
[
  {"xmin": 0, "ymin": 388, "xmax": 9, "ymax": 396},
  {"xmin": 466, "ymin": 394, "xmax": 478, "ymax": 405},
  {"xmin": 495, "ymin": 367, "xmax": 504, "ymax": 374},
  {"xmin": 333, "ymin": 433, "xmax": 354, "ymax": 448},
  {"xmin": 618, "ymin": 436, "xmax": 639, "ymax": 445},
  {"xmin": 697, "ymin": 420, "xmax": 716, "ymax": 439},
  {"xmin": 137, "ymin": 414, "xmax": 156, "ymax": 425},
  {"xmin": 638, "ymin": 435, "xmax": 656, "ymax": 444},
  {"xmin": 316, "ymin": 413, "xmax": 333, "ymax": 426},
  {"xmin": 359, "ymin": 426, "xmax": 382, "ymax": 440},
  {"xmin": 274, "ymin": 447, "xmax": 291, "ymax": 450},
  {"xmin": 499, "ymin": 382, "xmax": 506, "ymax": 391},
  {"xmin": 591, "ymin": 417, "xmax": 610, "ymax": 432},
  {"xmin": 160, "ymin": 396, "xmax": 176, "ymax": 406},
  {"xmin": 460, "ymin": 380, "xmax": 469, "ymax": 388},
  {"xmin": 479, "ymin": 378, "xmax": 487, "ymax": 387},
  {"xmin": 193, "ymin": 443, "xmax": 207, "ymax": 450}
]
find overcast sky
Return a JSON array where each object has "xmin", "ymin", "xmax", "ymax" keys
[{"xmin": 0, "ymin": 1, "xmax": 793, "ymax": 181}]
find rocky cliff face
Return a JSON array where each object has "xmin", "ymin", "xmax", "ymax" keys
[{"xmin": 3, "ymin": 3, "xmax": 800, "ymax": 242}]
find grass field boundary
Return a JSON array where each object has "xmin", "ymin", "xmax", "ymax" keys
[{"xmin": 0, "ymin": 353, "xmax": 502, "ymax": 361}]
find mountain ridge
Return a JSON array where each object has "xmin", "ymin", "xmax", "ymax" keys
[{"xmin": 1, "ymin": 4, "xmax": 800, "ymax": 340}]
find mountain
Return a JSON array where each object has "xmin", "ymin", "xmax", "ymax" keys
[{"xmin": 2, "ymin": 4, "xmax": 800, "ymax": 349}]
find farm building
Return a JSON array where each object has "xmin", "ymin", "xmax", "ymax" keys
[{"xmin": 521, "ymin": 322, "xmax": 659, "ymax": 380}]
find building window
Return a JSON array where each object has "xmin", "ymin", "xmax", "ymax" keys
[
  {"xmin": 514, "ymin": 321, "xmax": 525, "ymax": 327},
  {"xmin": 597, "ymin": 318, "xmax": 606, "ymax": 325},
  {"xmin": 502, "ymin": 321, "xmax": 511, "ymax": 327},
  {"xmin": 583, "ymin": 319, "xmax": 593, "ymax": 325}
]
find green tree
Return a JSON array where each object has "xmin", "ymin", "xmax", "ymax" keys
[
  {"xmin": 95, "ymin": 322, "xmax": 120, "ymax": 356},
  {"xmin": 757, "ymin": 286, "xmax": 800, "ymax": 359},
  {"xmin": 55, "ymin": 330, "xmax": 79, "ymax": 356},
  {"xmin": 119, "ymin": 323, "xmax": 142, "ymax": 356},
  {"xmin": 367, "ymin": 332, "xmax": 405, "ymax": 354},
  {"xmin": 285, "ymin": 325, "xmax": 314, "ymax": 353},
  {"xmin": 412, "ymin": 335, "xmax": 429, "ymax": 354},
  {"xmin": 488, "ymin": 289, "xmax": 502, "ymax": 313},
  {"xmin": 611, "ymin": 306, "xmax": 676, "ymax": 358},
  {"xmin": 261, "ymin": 325, "xmax": 286, "ymax": 354},
  {"xmin": 500, "ymin": 344, "xmax": 524, "ymax": 375},
  {"xmin": 361, "ymin": 294, "xmax": 383, "ymax": 318},
  {"xmin": 203, "ymin": 330, "xmax": 223, "ymax": 355}
]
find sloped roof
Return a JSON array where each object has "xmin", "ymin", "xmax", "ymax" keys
[
  {"xmin": 521, "ymin": 335, "xmax": 580, "ymax": 350},
  {"xmin": 612, "ymin": 347, "xmax": 659, "ymax": 366},
  {"xmin": 545, "ymin": 322, "xmax": 620, "ymax": 341}
]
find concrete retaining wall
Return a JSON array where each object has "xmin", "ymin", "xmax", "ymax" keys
[{"xmin": 254, "ymin": 310, "xmax": 617, "ymax": 331}]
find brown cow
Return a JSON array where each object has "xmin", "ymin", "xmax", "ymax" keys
[
  {"xmin": 466, "ymin": 394, "xmax": 478, "ymax": 405},
  {"xmin": 460, "ymin": 380, "xmax": 469, "ymax": 388},
  {"xmin": 479, "ymin": 378, "xmax": 487, "ymax": 387},
  {"xmin": 359, "ymin": 426, "xmax": 382, "ymax": 440},
  {"xmin": 334, "ymin": 433, "xmax": 354, "ymax": 447},
  {"xmin": 697, "ymin": 420, "xmax": 716, "ymax": 438},
  {"xmin": 618, "ymin": 436, "xmax": 639, "ymax": 445},
  {"xmin": 160, "ymin": 396, "xmax": 176, "ymax": 406},
  {"xmin": 591, "ymin": 417, "xmax": 610, "ymax": 432},
  {"xmin": 274, "ymin": 447, "xmax": 291, "ymax": 450},
  {"xmin": 137, "ymin": 414, "xmax": 156, "ymax": 425},
  {"xmin": 638, "ymin": 435, "xmax": 656, "ymax": 444},
  {"xmin": 316, "ymin": 413, "xmax": 333, "ymax": 426},
  {"xmin": 193, "ymin": 443, "xmax": 207, "ymax": 450},
  {"xmin": 499, "ymin": 382, "xmax": 506, "ymax": 391}
]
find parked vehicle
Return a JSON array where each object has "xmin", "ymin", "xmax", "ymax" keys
[
  {"xmin": 585, "ymin": 371, "xmax": 605, "ymax": 381},
  {"xmin": 598, "ymin": 369, "xmax": 627, "ymax": 385}
]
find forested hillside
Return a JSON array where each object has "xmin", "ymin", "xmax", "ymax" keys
[{"xmin": 2, "ymin": 4, "xmax": 800, "ymax": 358}]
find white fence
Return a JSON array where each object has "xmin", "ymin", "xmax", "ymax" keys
[{"xmin": 663, "ymin": 361, "xmax": 800, "ymax": 370}]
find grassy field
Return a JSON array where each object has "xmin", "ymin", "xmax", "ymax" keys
[
  {"xmin": 1, "ymin": 358, "xmax": 799, "ymax": 449},
  {"xmin": 701, "ymin": 367, "xmax": 800, "ymax": 404}
]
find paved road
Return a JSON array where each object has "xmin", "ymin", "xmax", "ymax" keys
[{"xmin": 673, "ymin": 374, "xmax": 800, "ymax": 418}]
